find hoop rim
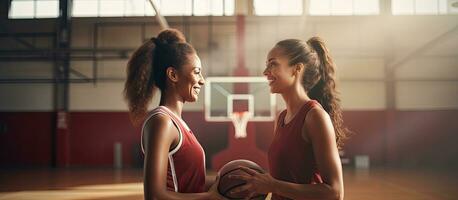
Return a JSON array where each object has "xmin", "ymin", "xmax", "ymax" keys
[{"xmin": 229, "ymin": 111, "xmax": 253, "ymax": 120}]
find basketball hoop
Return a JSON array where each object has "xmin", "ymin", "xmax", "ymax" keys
[{"xmin": 229, "ymin": 111, "xmax": 252, "ymax": 139}]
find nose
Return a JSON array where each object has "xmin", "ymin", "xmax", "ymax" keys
[
  {"xmin": 198, "ymin": 73, "xmax": 205, "ymax": 85},
  {"xmin": 263, "ymin": 67, "xmax": 269, "ymax": 76}
]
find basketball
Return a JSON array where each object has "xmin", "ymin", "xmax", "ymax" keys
[{"xmin": 217, "ymin": 159, "xmax": 267, "ymax": 200}]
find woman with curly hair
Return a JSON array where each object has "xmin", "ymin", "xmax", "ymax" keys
[{"xmin": 124, "ymin": 28, "xmax": 224, "ymax": 200}]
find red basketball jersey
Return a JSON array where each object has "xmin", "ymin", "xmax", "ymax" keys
[
  {"xmin": 141, "ymin": 106, "xmax": 206, "ymax": 193},
  {"xmin": 268, "ymin": 100, "xmax": 323, "ymax": 200}
]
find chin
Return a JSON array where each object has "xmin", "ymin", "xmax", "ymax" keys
[
  {"xmin": 187, "ymin": 96, "xmax": 198, "ymax": 102},
  {"xmin": 269, "ymin": 86, "xmax": 279, "ymax": 94}
]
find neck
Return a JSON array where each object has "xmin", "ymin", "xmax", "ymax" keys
[
  {"xmin": 280, "ymin": 83, "xmax": 310, "ymax": 113},
  {"xmin": 159, "ymin": 90, "xmax": 184, "ymax": 118}
]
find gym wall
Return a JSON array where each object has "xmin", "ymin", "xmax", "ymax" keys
[{"xmin": 1, "ymin": 16, "xmax": 457, "ymax": 168}]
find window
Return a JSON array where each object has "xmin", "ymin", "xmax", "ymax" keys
[
  {"xmin": 254, "ymin": 0, "xmax": 303, "ymax": 16},
  {"xmin": 224, "ymin": 0, "xmax": 235, "ymax": 15},
  {"xmin": 159, "ymin": 0, "xmax": 192, "ymax": 16},
  {"xmin": 392, "ymin": 0, "xmax": 456, "ymax": 15},
  {"xmin": 309, "ymin": 0, "xmax": 379, "ymax": 15},
  {"xmin": 124, "ymin": 0, "xmax": 148, "ymax": 16},
  {"xmin": 189, "ymin": 0, "xmax": 234, "ymax": 16},
  {"xmin": 9, "ymin": 0, "xmax": 59, "ymax": 19},
  {"xmin": 9, "ymin": 0, "xmax": 235, "ymax": 18},
  {"xmin": 36, "ymin": 0, "xmax": 59, "ymax": 18},
  {"xmin": 72, "ymin": 0, "xmax": 234, "ymax": 17},
  {"xmin": 73, "ymin": 0, "xmax": 99, "ymax": 17},
  {"xmin": 99, "ymin": 0, "xmax": 125, "ymax": 17},
  {"xmin": 73, "ymin": 0, "xmax": 157, "ymax": 17},
  {"xmin": 193, "ymin": 0, "xmax": 234, "ymax": 16}
]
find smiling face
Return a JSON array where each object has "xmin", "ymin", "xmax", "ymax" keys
[
  {"xmin": 176, "ymin": 54, "xmax": 205, "ymax": 102},
  {"xmin": 263, "ymin": 46, "xmax": 297, "ymax": 94}
]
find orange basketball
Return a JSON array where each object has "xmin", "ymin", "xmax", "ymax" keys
[{"xmin": 217, "ymin": 159, "xmax": 267, "ymax": 200}]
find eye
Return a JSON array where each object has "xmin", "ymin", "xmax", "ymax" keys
[
  {"xmin": 194, "ymin": 68, "xmax": 201, "ymax": 74},
  {"xmin": 266, "ymin": 62, "xmax": 275, "ymax": 68}
]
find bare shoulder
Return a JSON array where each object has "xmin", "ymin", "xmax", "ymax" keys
[
  {"xmin": 143, "ymin": 113, "xmax": 177, "ymax": 148},
  {"xmin": 305, "ymin": 106, "xmax": 331, "ymax": 125},
  {"xmin": 144, "ymin": 113, "xmax": 174, "ymax": 133},
  {"xmin": 302, "ymin": 105, "xmax": 334, "ymax": 142}
]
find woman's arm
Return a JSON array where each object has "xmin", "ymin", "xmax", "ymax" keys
[
  {"xmin": 143, "ymin": 114, "xmax": 224, "ymax": 200},
  {"xmin": 302, "ymin": 107, "xmax": 344, "ymax": 200},
  {"xmin": 230, "ymin": 107, "xmax": 343, "ymax": 200}
]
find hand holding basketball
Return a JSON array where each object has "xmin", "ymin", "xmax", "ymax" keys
[
  {"xmin": 217, "ymin": 159, "xmax": 268, "ymax": 200},
  {"xmin": 229, "ymin": 166, "xmax": 275, "ymax": 199},
  {"xmin": 209, "ymin": 175, "xmax": 228, "ymax": 200}
]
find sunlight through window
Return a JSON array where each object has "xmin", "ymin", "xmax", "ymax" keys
[
  {"xmin": 10, "ymin": 0, "xmax": 59, "ymax": 19},
  {"xmin": 392, "ymin": 0, "xmax": 457, "ymax": 15},
  {"xmin": 254, "ymin": 0, "xmax": 303, "ymax": 16},
  {"xmin": 309, "ymin": 0, "xmax": 379, "ymax": 15}
]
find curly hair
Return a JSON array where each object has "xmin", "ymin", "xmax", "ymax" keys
[{"xmin": 123, "ymin": 29, "xmax": 195, "ymax": 125}]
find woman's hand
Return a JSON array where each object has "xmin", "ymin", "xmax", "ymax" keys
[
  {"xmin": 208, "ymin": 175, "xmax": 227, "ymax": 200},
  {"xmin": 229, "ymin": 166, "xmax": 275, "ymax": 199}
]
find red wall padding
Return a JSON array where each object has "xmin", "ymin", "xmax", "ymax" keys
[
  {"xmin": 343, "ymin": 111, "xmax": 388, "ymax": 165},
  {"xmin": 69, "ymin": 112, "xmax": 141, "ymax": 167},
  {"xmin": 389, "ymin": 111, "xmax": 458, "ymax": 167},
  {"xmin": 0, "ymin": 112, "xmax": 54, "ymax": 167},
  {"xmin": 1, "ymin": 110, "xmax": 457, "ymax": 168}
]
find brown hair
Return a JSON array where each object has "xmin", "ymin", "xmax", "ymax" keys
[
  {"xmin": 124, "ymin": 29, "xmax": 195, "ymax": 125},
  {"xmin": 275, "ymin": 37, "xmax": 349, "ymax": 149}
]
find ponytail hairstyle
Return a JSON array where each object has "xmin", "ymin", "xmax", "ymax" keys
[
  {"xmin": 124, "ymin": 29, "xmax": 196, "ymax": 125},
  {"xmin": 275, "ymin": 37, "xmax": 349, "ymax": 149}
]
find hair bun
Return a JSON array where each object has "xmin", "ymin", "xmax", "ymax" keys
[{"xmin": 156, "ymin": 29, "xmax": 186, "ymax": 44}]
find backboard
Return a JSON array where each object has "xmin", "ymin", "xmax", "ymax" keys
[{"xmin": 204, "ymin": 76, "xmax": 276, "ymax": 122}]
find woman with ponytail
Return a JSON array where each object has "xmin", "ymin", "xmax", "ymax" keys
[
  {"xmin": 229, "ymin": 37, "xmax": 347, "ymax": 200},
  {"xmin": 124, "ymin": 29, "xmax": 224, "ymax": 200}
]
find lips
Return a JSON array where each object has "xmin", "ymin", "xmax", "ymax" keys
[
  {"xmin": 193, "ymin": 86, "xmax": 201, "ymax": 94},
  {"xmin": 266, "ymin": 77, "xmax": 275, "ymax": 85}
]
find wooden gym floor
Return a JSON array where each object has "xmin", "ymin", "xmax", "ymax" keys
[{"xmin": 0, "ymin": 167, "xmax": 457, "ymax": 200}]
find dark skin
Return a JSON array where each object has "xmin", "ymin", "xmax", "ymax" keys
[
  {"xmin": 229, "ymin": 47, "xmax": 344, "ymax": 200},
  {"xmin": 142, "ymin": 54, "xmax": 226, "ymax": 200}
]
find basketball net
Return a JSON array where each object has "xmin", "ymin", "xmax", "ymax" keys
[{"xmin": 229, "ymin": 111, "xmax": 252, "ymax": 138}]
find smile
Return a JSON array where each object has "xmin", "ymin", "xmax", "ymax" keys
[
  {"xmin": 193, "ymin": 86, "xmax": 201, "ymax": 94},
  {"xmin": 267, "ymin": 79, "xmax": 275, "ymax": 85}
]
